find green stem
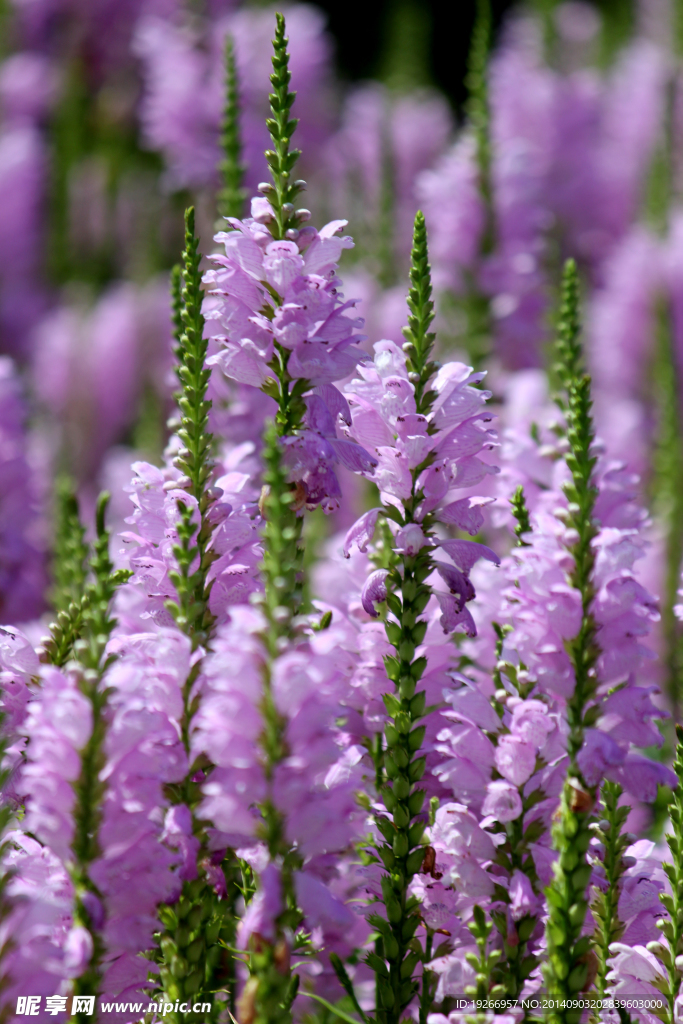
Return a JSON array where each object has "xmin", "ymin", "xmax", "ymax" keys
[
  {"xmin": 263, "ymin": 14, "xmax": 307, "ymax": 241},
  {"xmin": 510, "ymin": 484, "xmax": 531, "ymax": 545},
  {"xmin": 218, "ymin": 34, "xmax": 246, "ymax": 220},
  {"xmin": 463, "ymin": 906, "xmax": 505, "ymax": 1024},
  {"xmin": 465, "ymin": 0, "xmax": 493, "ymax": 254}
]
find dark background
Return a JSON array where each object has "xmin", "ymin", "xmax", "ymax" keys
[
  {"xmin": 312, "ymin": 0, "xmax": 517, "ymax": 109},
  {"xmin": 312, "ymin": 0, "xmax": 635, "ymax": 110}
]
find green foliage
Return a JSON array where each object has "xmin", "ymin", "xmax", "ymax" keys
[
  {"xmin": 157, "ymin": 875, "xmax": 236, "ymax": 1015},
  {"xmin": 218, "ymin": 34, "xmax": 246, "ymax": 220},
  {"xmin": 263, "ymin": 13, "xmax": 307, "ymax": 241},
  {"xmin": 165, "ymin": 208, "xmax": 219, "ymax": 652},
  {"xmin": 553, "ymin": 259, "xmax": 583, "ymax": 404},
  {"xmin": 172, "ymin": 208, "xmax": 214, "ymax": 506},
  {"xmin": 401, "ymin": 211, "xmax": 438, "ymax": 415},
  {"xmin": 50, "ymin": 477, "xmax": 88, "ymax": 613},
  {"xmin": 510, "ymin": 484, "xmax": 531, "ymax": 545},
  {"xmin": 171, "ymin": 263, "xmax": 183, "ymax": 344},
  {"xmin": 463, "ymin": 906, "xmax": 506, "ymax": 1023},
  {"xmin": 45, "ymin": 480, "xmax": 89, "ymax": 666},
  {"xmin": 466, "ymin": 0, "xmax": 493, "ymax": 229}
]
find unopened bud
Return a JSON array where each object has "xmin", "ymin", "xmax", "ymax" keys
[{"xmin": 257, "ymin": 182, "xmax": 275, "ymax": 193}]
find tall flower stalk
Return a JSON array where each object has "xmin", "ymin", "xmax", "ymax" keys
[
  {"xmin": 460, "ymin": 0, "xmax": 494, "ymax": 366},
  {"xmin": 466, "ymin": 0, "xmax": 493, "ymax": 241},
  {"xmin": 235, "ymin": 20, "xmax": 327, "ymax": 1024},
  {"xmin": 43, "ymin": 481, "xmax": 90, "ymax": 666},
  {"xmin": 369, "ymin": 212, "xmax": 439, "ymax": 1024},
  {"xmin": 262, "ymin": 14, "xmax": 307, "ymax": 245},
  {"xmin": 68, "ymin": 494, "xmax": 129, "ymax": 1018},
  {"xmin": 543, "ymin": 260, "xmax": 601, "ymax": 1024},
  {"xmin": 155, "ymin": 209, "xmax": 233, "ymax": 1020},
  {"xmin": 590, "ymin": 781, "xmax": 631, "ymax": 1016},
  {"xmin": 167, "ymin": 207, "xmax": 218, "ymax": 655},
  {"xmin": 218, "ymin": 34, "xmax": 246, "ymax": 221},
  {"xmin": 200, "ymin": 14, "xmax": 374, "ymax": 1024}
]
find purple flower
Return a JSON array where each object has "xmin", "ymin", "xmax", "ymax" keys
[
  {"xmin": 120, "ymin": 445, "xmax": 263, "ymax": 628},
  {"xmin": 327, "ymin": 83, "xmax": 452, "ymax": 263},
  {"xmin": 481, "ymin": 780, "xmax": 523, "ymax": 822},
  {"xmin": 509, "ymin": 869, "xmax": 538, "ymax": 921},
  {"xmin": 203, "ymin": 210, "xmax": 377, "ymax": 511},
  {"xmin": 418, "ymin": 134, "xmax": 486, "ymax": 292},
  {"xmin": 238, "ymin": 863, "xmax": 283, "ymax": 948},
  {"xmin": 135, "ymin": 5, "xmax": 333, "ymax": 193},
  {"xmin": 193, "ymin": 605, "xmax": 364, "ymax": 959},
  {"xmin": 32, "ymin": 280, "xmax": 172, "ymax": 483},
  {"xmin": 343, "ymin": 507, "xmax": 383, "ymax": 558},
  {"xmin": 435, "ymin": 594, "xmax": 477, "ymax": 637},
  {"xmin": 278, "ymin": 394, "xmax": 377, "ymax": 514},
  {"xmin": 343, "ymin": 342, "xmax": 496, "ymax": 548},
  {"xmin": 21, "ymin": 665, "xmax": 92, "ymax": 862},
  {"xmin": 0, "ymin": 832, "xmax": 75, "ymax": 1007},
  {"xmin": 361, "ymin": 569, "xmax": 389, "ymax": 618},
  {"xmin": 495, "ymin": 734, "xmax": 537, "ymax": 787},
  {"xmin": 0, "ymin": 359, "xmax": 46, "ymax": 622},
  {"xmin": 0, "ymin": 123, "xmax": 47, "ymax": 355},
  {"xmin": 395, "ymin": 523, "xmax": 429, "ymax": 556}
]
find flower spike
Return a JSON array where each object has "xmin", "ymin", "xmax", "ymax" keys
[
  {"xmin": 219, "ymin": 34, "xmax": 246, "ymax": 220},
  {"xmin": 543, "ymin": 260, "xmax": 601, "ymax": 1022},
  {"xmin": 263, "ymin": 12, "xmax": 305, "ymax": 239}
]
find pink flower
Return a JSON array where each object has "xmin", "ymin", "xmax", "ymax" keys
[{"xmin": 481, "ymin": 780, "xmax": 523, "ymax": 822}]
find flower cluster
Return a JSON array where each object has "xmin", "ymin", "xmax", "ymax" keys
[
  {"xmin": 1, "ymin": 6, "xmax": 683, "ymax": 1024},
  {"xmin": 203, "ymin": 207, "xmax": 377, "ymax": 512}
]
